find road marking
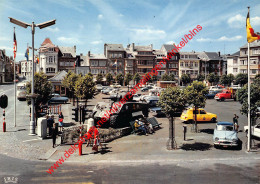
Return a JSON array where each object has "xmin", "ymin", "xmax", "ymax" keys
[{"xmin": 22, "ymin": 139, "xmax": 40, "ymax": 142}]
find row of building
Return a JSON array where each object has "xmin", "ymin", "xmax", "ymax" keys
[{"xmin": 1, "ymin": 38, "xmax": 260, "ymax": 84}]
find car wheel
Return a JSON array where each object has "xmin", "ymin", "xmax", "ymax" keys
[
  {"xmin": 188, "ymin": 120, "xmax": 194, "ymax": 124},
  {"xmin": 214, "ymin": 145, "xmax": 219, "ymax": 149},
  {"xmin": 221, "ymin": 97, "xmax": 225, "ymax": 101},
  {"xmin": 211, "ymin": 118, "xmax": 217, "ymax": 123}
]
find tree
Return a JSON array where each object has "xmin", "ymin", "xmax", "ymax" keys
[
  {"xmin": 237, "ymin": 82, "xmax": 260, "ymax": 125},
  {"xmin": 254, "ymin": 74, "xmax": 260, "ymax": 85},
  {"xmin": 62, "ymin": 71, "xmax": 78, "ymax": 98},
  {"xmin": 96, "ymin": 73, "xmax": 103, "ymax": 84},
  {"xmin": 196, "ymin": 74, "xmax": 205, "ymax": 81},
  {"xmin": 181, "ymin": 74, "xmax": 191, "ymax": 86},
  {"xmin": 207, "ymin": 73, "xmax": 219, "ymax": 85},
  {"xmin": 185, "ymin": 81, "xmax": 208, "ymax": 132},
  {"xmin": 88, "ymin": 72, "xmax": 93, "ymax": 77},
  {"xmin": 116, "ymin": 73, "xmax": 124, "ymax": 85},
  {"xmin": 161, "ymin": 73, "xmax": 171, "ymax": 81},
  {"xmin": 125, "ymin": 73, "xmax": 133, "ymax": 86},
  {"xmin": 74, "ymin": 74, "xmax": 96, "ymax": 105},
  {"xmin": 145, "ymin": 72, "xmax": 152, "ymax": 84},
  {"xmin": 152, "ymin": 75, "xmax": 158, "ymax": 83},
  {"xmin": 220, "ymin": 74, "xmax": 229, "ymax": 86},
  {"xmin": 227, "ymin": 74, "xmax": 235, "ymax": 86},
  {"xmin": 26, "ymin": 72, "xmax": 53, "ymax": 118},
  {"xmin": 105, "ymin": 73, "xmax": 113, "ymax": 85},
  {"xmin": 169, "ymin": 73, "xmax": 175, "ymax": 81},
  {"xmin": 158, "ymin": 87, "xmax": 187, "ymax": 150},
  {"xmin": 133, "ymin": 73, "xmax": 141, "ymax": 84},
  {"xmin": 235, "ymin": 73, "xmax": 248, "ymax": 86}
]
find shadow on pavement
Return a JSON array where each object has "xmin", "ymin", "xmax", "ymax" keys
[
  {"xmin": 63, "ymin": 122, "xmax": 76, "ymax": 127},
  {"xmin": 200, "ymin": 128, "xmax": 214, "ymax": 134},
  {"xmin": 180, "ymin": 142, "xmax": 213, "ymax": 151}
]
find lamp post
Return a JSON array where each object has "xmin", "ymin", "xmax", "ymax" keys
[{"xmin": 9, "ymin": 17, "xmax": 56, "ymax": 135}]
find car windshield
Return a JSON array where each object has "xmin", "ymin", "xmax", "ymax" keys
[{"xmin": 216, "ymin": 125, "xmax": 234, "ymax": 131}]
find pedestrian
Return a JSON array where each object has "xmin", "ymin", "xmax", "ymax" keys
[
  {"xmin": 92, "ymin": 126, "xmax": 102, "ymax": 152},
  {"xmin": 52, "ymin": 117, "xmax": 58, "ymax": 148},
  {"xmin": 233, "ymin": 114, "xmax": 239, "ymax": 132},
  {"xmin": 47, "ymin": 115, "xmax": 54, "ymax": 136},
  {"xmin": 58, "ymin": 112, "xmax": 64, "ymax": 132}
]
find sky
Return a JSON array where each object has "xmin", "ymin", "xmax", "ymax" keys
[{"xmin": 0, "ymin": 0, "xmax": 260, "ymax": 62}]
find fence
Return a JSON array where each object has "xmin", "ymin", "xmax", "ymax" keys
[{"xmin": 42, "ymin": 105, "xmax": 62, "ymax": 115}]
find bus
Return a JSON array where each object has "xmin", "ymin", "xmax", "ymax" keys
[{"xmin": 16, "ymin": 81, "xmax": 27, "ymax": 101}]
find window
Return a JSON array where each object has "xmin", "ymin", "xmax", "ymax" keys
[
  {"xmin": 60, "ymin": 62, "xmax": 65, "ymax": 66},
  {"xmin": 53, "ymin": 56, "xmax": 56, "ymax": 63},
  {"xmin": 46, "ymin": 67, "xmax": 55, "ymax": 73},
  {"xmin": 182, "ymin": 70, "xmax": 185, "ymax": 74},
  {"xmin": 99, "ymin": 60, "xmax": 106, "ymax": 66},
  {"xmin": 137, "ymin": 61, "xmax": 144, "ymax": 65},
  {"xmin": 181, "ymin": 55, "xmax": 184, "ymax": 59},
  {"xmin": 233, "ymin": 59, "xmax": 237, "ymax": 64},
  {"xmin": 180, "ymin": 62, "xmax": 184, "ymax": 67},
  {"xmin": 250, "ymin": 59, "xmax": 257, "ymax": 65},
  {"xmin": 194, "ymin": 70, "xmax": 198, "ymax": 75},
  {"xmin": 233, "ymin": 68, "xmax": 238, "ymax": 73},
  {"xmin": 147, "ymin": 61, "xmax": 153, "ymax": 65},
  {"xmin": 200, "ymin": 110, "xmax": 206, "ymax": 114},
  {"xmin": 91, "ymin": 60, "xmax": 98, "ymax": 66},
  {"xmin": 194, "ymin": 62, "xmax": 198, "ymax": 67},
  {"xmin": 49, "ymin": 56, "xmax": 53, "ymax": 63},
  {"xmin": 251, "ymin": 69, "xmax": 257, "ymax": 74},
  {"xmin": 185, "ymin": 62, "xmax": 189, "ymax": 67}
]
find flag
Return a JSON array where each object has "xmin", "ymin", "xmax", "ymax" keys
[
  {"xmin": 246, "ymin": 11, "xmax": 260, "ymax": 43},
  {"xmin": 112, "ymin": 59, "xmax": 118, "ymax": 67},
  {"xmin": 25, "ymin": 47, "xmax": 29, "ymax": 61},
  {"xmin": 37, "ymin": 56, "xmax": 39, "ymax": 64},
  {"xmin": 74, "ymin": 58, "xmax": 78, "ymax": 67},
  {"xmin": 13, "ymin": 30, "xmax": 17, "ymax": 59}
]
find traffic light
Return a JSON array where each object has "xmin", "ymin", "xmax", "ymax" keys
[
  {"xmin": 72, "ymin": 108, "xmax": 79, "ymax": 122},
  {"xmin": 0, "ymin": 94, "xmax": 8, "ymax": 109},
  {"xmin": 81, "ymin": 108, "xmax": 88, "ymax": 124}
]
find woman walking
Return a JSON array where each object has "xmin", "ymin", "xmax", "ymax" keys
[{"xmin": 58, "ymin": 112, "xmax": 64, "ymax": 132}]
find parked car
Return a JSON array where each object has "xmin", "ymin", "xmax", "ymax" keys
[
  {"xmin": 180, "ymin": 108, "xmax": 217, "ymax": 123},
  {"xmin": 101, "ymin": 87, "xmax": 113, "ymax": 94},
  {"xmin": 144, "ymin": 96, "xmax": 159, "ymax": 107},
  {"xmin": 214, "ymin": 87, "xmax": 239, "ymax": 101},
  {"xmin": 206, "ymin": 90, "xmax": 222, "ymax": 99},
  {"xmin": 109, "ymin": 88, "xmax": 120, "ymax": 95},
  {"xmin": 244, "ymin": 123, "xmax": 260, "ymax": 139},
  {"xmin": 133, "ymin": 94, "xmax": 142, "ymax": 101},
  {"xmin": 213, "ymin": 121, "xmax": 239, "ymax": 149},
  {"xmin": 141, "ymin": 87, "xmax": 149, "ymax": 92},
  {"xmin": 96, "ymin": 84, "xmax": 103, "ymax": 91},
  {"xmin": 110, "ymin": 83, "xmax": 121, "ymax": 88},
  {"xmin": 150, "ymin": 107, "xmax": 165, "ymax": 117},
  {"xmin": 48, "ymin": 93, "xmax": 68, "ymax": 104}
]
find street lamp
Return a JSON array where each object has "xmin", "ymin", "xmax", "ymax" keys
[{"xmin": 9, "ymin": 17, "xmax": 56, "ymax": 135}]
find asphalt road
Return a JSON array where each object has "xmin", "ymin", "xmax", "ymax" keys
[{"xmin": 0, "ymin": 153, "xmax": 259, "ymax": 184}]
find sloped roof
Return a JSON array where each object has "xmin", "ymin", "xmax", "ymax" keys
[
  {"xmin": 41, "ymin": 38, "xmax": 54, "ymax": 47},
  {"xmin": 89, "ymin": 54, "xmax": 107, "ymax": 59},
  {"xmin": 48, "ymin": 70, "xmax": 68, "ymax": 82},
  {"xmin": 240, "ymin": 40, "xmax": 260, "ymax": 48},
  {"xmin": 231, "ymin": 51, "xmax": 240, "ymax": 56},
  {"xmin": 105, "ymin": 44, "xmax": 124, "ymax": 51},
  {"xmin": 161, "ymin": 44, "xmax": 177, "ymax": 52},
  {"xmin": 198, "ymin": 52, "xmax": 221, "ymax": 61},
  {"xmin": 59, "ymin": 46, "xmax": 76, "ymax": 57},
  {"xmin": 135, "ymin": 45, "xmax": 153, "ymax": 51}
]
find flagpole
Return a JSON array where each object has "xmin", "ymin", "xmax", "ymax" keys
[
  {"xmin": 14, "ymin": 27, "xmax": 16, "ymax": 127},
  {"xmin": 247, "ymin": 6, "xmax": 251, "ymax": 152}
]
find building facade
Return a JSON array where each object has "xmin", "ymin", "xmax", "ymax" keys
[
  {"xmin": 227, "ymin": 51, "xmax": 240, "ymax": 76},
  {"xmin": 179, "ymin": 51, "xmax": 200, "ymax": 80},
  {"xmin": 58, "ymin": 46, "xmax": 77, "ymax": 72}
]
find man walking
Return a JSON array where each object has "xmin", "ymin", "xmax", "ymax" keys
[{"xmin": 233, "ymin": 114, "xmax": 239, "ymax": 132}]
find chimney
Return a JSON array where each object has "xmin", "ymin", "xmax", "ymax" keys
[
  {"xmin": 80, "ymin": 53, "xmax": 83, "ymax": 57},
  {"xmin": 218, "ymin": 51, "xmax": 221, "ymax": 57},
  {"xmin": 131, "ymin": 43, "xmax": 135, "ymax": 51},
  {"xmin": 74, "ymin": 45, "xmax": 76, "ymax": 54},
  {"xmin": 88, "ymin": 51, "xmax": 91, "ymax": 57}
]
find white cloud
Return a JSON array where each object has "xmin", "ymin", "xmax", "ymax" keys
[
  {"xmin": 251, "ymin": 16, "xmax": 260, "ymax": 26},
  {"xmin": 0, "ymin": 46, "xmax": 13, "ymax": 51},
  {"xmin": 196, "ymin": 35, "xmax": 242, "ymax": 42},
  {"xmin": 165, "ymin": 41, "xmax": 175, "ymax": 45},
  {"xmin": 217, "ymin": 35, "xmax": 242, "ymax": 41},
  {"xmin": 0, "ymin": 37, "xmax": 10, "ymax": 41},
  {"xmin": 98, "ymin": 14, "xmax": 104, "ymax": 20},
  {"xmin": 196, "ymin": 38, "xmax": 213, "ymax": 42},
  {"xmin": 91, "ymin": 40, "xmax": 102, "ymax": 45},
  {"xmin": 119, "ymin": 13, "xmax": 124, "ymax": 17},
  {"xmin": 227, "ymin": 14, "xmax": 244, "ymax": 28},
  {"xmin": 46, "ymin": 27, "xmax": 60, "ymax": 32},
  {"xmin": 58, "ymin": 36, "xmax": 80, "ymax": 44},
  {"xmin": 129, "ymin": 27, "xmax": 166, "ymax": 41}
]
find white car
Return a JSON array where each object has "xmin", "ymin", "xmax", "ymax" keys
[
  {"xmin": 133, "ymin": 94, "xmax": 142, "ymax": 101},
  {"xmin": 244, "ymin": 123, "xmax": 260, "ymax": 138},
  {"xmin": 96, "ymin": 84, "xmax": 103, "ymax": 91},
  {"xmin": 109, "ymin": 89, "xmax": 119, "ymax": 95},
  {"xmin": 110, "ymin": 83, "xmax": 121, "ymax": 88}
]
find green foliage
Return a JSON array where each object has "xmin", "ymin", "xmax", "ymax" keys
[
  {"xmin": 158, "ymin": 87, "xmax": 187, "ymax": 117},
  {"xmin": 152, "ymin": 75, "xmax": 158, "ymax": 82},
  {"xmin": 254, "ymin": 74, "xmax": 260, "ymax": 85},
  {"xmin": 105, "ymin": 73, "xmax": 113, "ymax": 85},
  {"xmin": 26, "ymin": 72, "xmax": 52, "ymax": 107},
  {"xmin": 88, "ymin": 72, "xmax": 93, "ymax": 77},
  {"xmin": 220, "ymin": 74, "xmax": 229, "ymax": 86},
  {"xmin": 116, "ymin": 73, "xmax": 124, "ymax": 85},
  {"xmin": 181, "ymin": 74, "xmax": 191, "ymax": 86},
  {"xmin": 235, "ymin": 73, "xmax": 248, "ymax": 86},
  {"xmin": 161, "ymin": 73, "xmax": 171, "ymax": 81},
  {"xmin": 237, "ymin": 82, "xmax": 260, "ymax": 123},
  {"xmin": 207, "ymin": 73, "xmax": 219, "ymax": 84},
  {"xmin": 196, "ymin": 74, "xmax": 205, "ymax": 81},
  {"xmin": 185, "ymin": 81, "xmax": 208, "ymax": 108},
  {"xmin": 96, "ymin": 73, "xmax": 103, "ymax": 84},
  {"xmin": 125, "ymin": 73, "xmax": 133, "ymax": 85},
  {"xmin": 145, "ymin": 73, "xmax": 152, "ymax": 83},
  {"xmin": 74, "ymin": 74, "xmax": 96, "ymax": 100},
  {"xmin": 133, "ymin": 73, "xmax": 141, "ymax": 84},
  {"xmin": 169, "ymin": 73, "xmax": 175, "ymax": 81},
  {"xmin": 62, "ymin": 71, "xmax": 78, "ymax": 97}
]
